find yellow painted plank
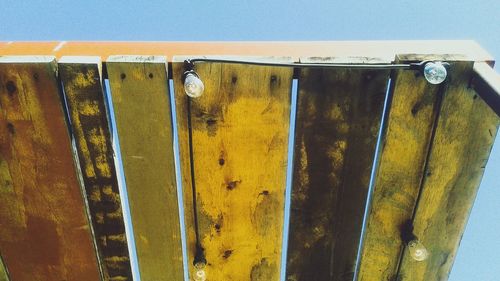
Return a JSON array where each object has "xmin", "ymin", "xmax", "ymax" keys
[
  {"xmin": 397, "ymin": 62, "xmax": 499, "ymax": 280},
  {"xmin": 173, "ymin": 57, "xmax": 293, "ymax": 281},
  {"xmin": 357, "ymin": 57, "xmax": 444, "ymax": 281},
  {"xmin": 59, "ymin": 57, "xmax": 132, "ymax": 281},
  {"xmin": 0, "ymin": 57, "xmax": 101, "ymax": 280},
  {"xmin": 107, "ymin": 56, "xmax": 183, "ymax": 281},
  {"xmin": 286, "ymin": 61, "xmax": 389, "ymax": 281}
]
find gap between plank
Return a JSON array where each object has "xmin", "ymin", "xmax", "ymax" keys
[
  {"xmin": 353, "ymin": 75, "xmax": 394, "ymax": 281},
  {"xmin": 169, "ymin": 79, "xmax": 190, "ymax": 281},
  {"xmin": 104, "ymin": 79, "xmax": 142, "ymax": 281},
  {"xmin": 280, "ymin": 79, "xmax": 299, "ymax": 281}
]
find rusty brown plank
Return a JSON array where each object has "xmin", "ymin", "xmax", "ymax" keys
[{"xmin": 0, "ymin": 56, "xmax": 101, "ymax": 280}]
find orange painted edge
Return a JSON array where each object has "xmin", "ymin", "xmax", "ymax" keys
[{"xmin": 0, "ymin": 41, "xmax": 494, "ymax": 63}]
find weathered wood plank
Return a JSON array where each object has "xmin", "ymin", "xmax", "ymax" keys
[
  {"xmin": 107, "ymin": 56, "xmax": 183, "ymax": 281},
  {"xmin": 59, "ymin": 57, "xmax": 132, "ymax": 281},
  {"xmin": 0, "ymin": 57, "xmax": 101, "ymax": 280},
  {"xmin": 356, "ymin": 57, "xmax": 444, "ymax": 281},
  {"xmin": 397, "ymin": 62, "xmax": 500, "ymax": 280},
  {"xmin": 286, "ymin": 60, "xmax": 389, "ymax": 281},
  {"xmin": 173, "ymin": 57, "xmax": 293, "ymax": 281},
  {"xmin": 0, "ymin": 255, "xmax": 8, "ymax": 281}
]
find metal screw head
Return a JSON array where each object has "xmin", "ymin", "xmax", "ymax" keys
[{"xmin": 424, "ymin": 61, "xmax": 448, "ymax": 84}]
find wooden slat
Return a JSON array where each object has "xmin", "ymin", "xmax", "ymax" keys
[
  {"xmin": 107, "ymin": 56, "xmax": 183, "ymax": 281},
  {"xmin": 397, "ymin": 62, "xmax": 499, "ymax": 280},
  {"xmin": 0, "ymin": 255, "xmax": 8, "ymax": 281},
  {"xmin": 0, "ymin": 57, "xmax": 101, "ymax": 280},
  {"xmin": 59, "ymin": 57, "xmax": 132, "ymax": 281},
  {"xmin": 173, "ymin": 57, "xmax": 293, "ymax": 280},
  {"xmin": 286, "ymin": 59, "xmax": 389, "ymax": 281},
  {"xmin": 357, "ymin": 57, "xmax": 445, "ymax": 281}
]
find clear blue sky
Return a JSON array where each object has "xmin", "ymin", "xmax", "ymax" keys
[{"xmin": 1, "ymin": 0, "xmax": 499, "ymax": 280}]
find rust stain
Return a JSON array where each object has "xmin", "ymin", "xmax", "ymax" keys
[{"xmin": 0, "ymin": 62, "xmax": 101, "ymax": 280}]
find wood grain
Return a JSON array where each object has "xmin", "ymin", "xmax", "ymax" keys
[
  {"xmin": 59, "ymin": 57, "xmax": 133, "ymax": 281},
  {"xmin": 397, "ymin": 62, "xmax": 499, "ymax": 280},
  {"xmin": 0, "ymin": 255, "xmax": 8, "ymax": 281},
  {"xmin": 356, "ymin": 58, "xmax": 444, "ymax": 281},
  {"xmin": 173, "ymin": 57, "xmax": 293, "ymax": 281},
  {"xmin": 0, "ymin": 57, "xmax": 101, "ymax": 280},
  {"xmin": 107, "ymin": 56, "xmax": 183, "ymax": 281},
  {"xmin": 286, "ymin": 63, "xmax": 389, "ymax": 281}
]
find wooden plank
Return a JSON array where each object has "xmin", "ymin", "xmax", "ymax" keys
[
  {"xmin": 286, "ymin": 59, "xmax": 389, "ymax": 281},
  {"xmin": 59, "ymin": 56, "xmax": 132, "ymax": 281},
  {"xmin": 0, "ymin": 57, "xmax": 101, "ymax": 280},
  {"xmin": 0, "ymin": 41, "xmax": 494, "ymax": 63},
  {"xmin": 356, "ymin": 57, "xmax": 445, "ymax": 281},
  {"xmin": 173, "ymin": 56, "xmax": 293, "ymax": 280},
  {"xmin": 471, "ymin": 62, "xmax": 500, "ymax": 117},
  {"xmin": 106, "ymin": 56, "xmax": 183, "ymax": 281},
  {"xmin": 0, "ymin": 255, "xmax": 8, "ymax": 281},
  {"xmin": 397, "ymin": 62, "xmax": 500, "ymax": 280}
]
